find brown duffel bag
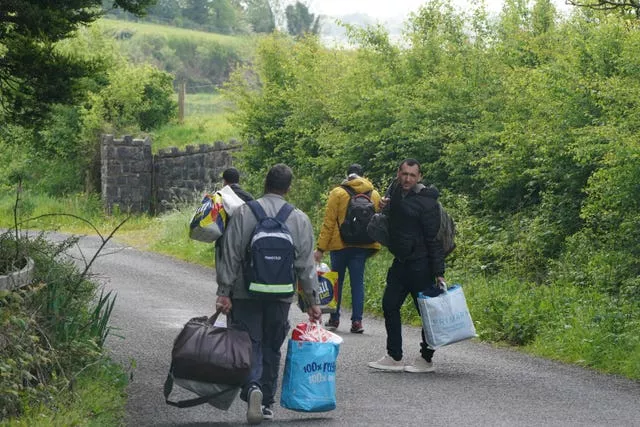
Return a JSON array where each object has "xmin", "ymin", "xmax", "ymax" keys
[{"xmin": 164, "ymin": 310, "xmax": 252, "ymax": 408}]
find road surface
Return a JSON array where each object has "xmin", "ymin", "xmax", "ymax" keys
[{"xmin": 60, "ymin": 234, "xmax": 640, "ymax": 426}]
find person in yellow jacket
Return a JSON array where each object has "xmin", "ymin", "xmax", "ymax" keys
[{"xmin": 314, "ymin": 164, "xmax": 382, "ymax": 333}]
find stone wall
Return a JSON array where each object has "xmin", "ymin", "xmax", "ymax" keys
[
  {"xmin": 101, "ymin": 135, "xmax": 153, "ymax": 214},
  {"xmin": 101, "ymin": 135, "xmax": 240, "ymax": 214},
  {"xmin": 154, "ymin": 141, "xmax": 239, "ymax": 212}
]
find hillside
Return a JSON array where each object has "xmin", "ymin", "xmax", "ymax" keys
[{"xmin": 98, "ymin": 18, "xmax": 256, "ymax": 93}]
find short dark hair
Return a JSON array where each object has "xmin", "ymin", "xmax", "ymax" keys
[
  {"xmin": 264, "ymin": 164, "xmax": 293, "ymax": 195},
  {"xmin": 347, "ymin": 163, "xmax": 363, "ymax": 176},
  {"xmin": 222, "ymin": 167, "xmax": 240, "ymax": 184},
  {"xmin": 399, "ymin": 158, "xmax": 421, "ymax": 173}
]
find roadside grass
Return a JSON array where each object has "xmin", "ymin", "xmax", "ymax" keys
[
  {"xmin": 352, "ymin": 252, "xmax": 640, "ymax": 380},
  {"xmin": 1, "ymin": 362, "xmax": 128, "ymax": 427},
  {"xmin": 144, "ymin": 208, "xmax": 215, "ymax": 267}
]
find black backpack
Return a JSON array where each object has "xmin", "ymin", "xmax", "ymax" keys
[
  {"xmin": 339, "ymin": 185, "xmax": 376, "ymax": 245},
  {"xmin": 436, "ymin": 201, "xmax": 456, "ymax": 257},
  {"xmin": 245, "ymin": 201, "xmax": 296, "ymax": 298}
]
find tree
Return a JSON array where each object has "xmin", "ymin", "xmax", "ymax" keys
[
  {"xmin": 243, "ymin": 0, "xmax": 276, "ymax": 33},
  {"xmin": 0, "ymin": 0, "xmax": 156, "ymax": 127},
  {"xmin": 148, "ymin": 0, "xmax": 182, "ymax": 22},
  {"xmin": 566, "ymin": 0, "xmax": 640, "ymax": 18},
  {"xmin": 210, "ymin": 0, "xmax": 243, "ymax": 34},
  {"xmin": 285, "ymin": 1, "xmax": 320, "ymax": 36},
  {"xmin": 182, "ymin": 0, "xmax": 211, "ymax": 25}
]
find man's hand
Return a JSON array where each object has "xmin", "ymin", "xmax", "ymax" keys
[
  {"xmin": 307, "ymin": 305, "xmax": 322, "ymax": 322},
  {"xmin": 379, "ymin": 197, "xmax": 390, "ymax": 210},
  {"xmin": 313, "ymin": 250, "xmax": 324, "ymax": 263},
  {"xmin": 436, "ymin": 276, "xmax": 446, "ymax": 291},
  {"xmin": 216, "ymin": 296, "xmax": 232, "ymax": 314}
]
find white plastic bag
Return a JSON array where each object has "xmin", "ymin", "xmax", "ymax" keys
[
  {"xmin": 291, "ymin": 321, "xmax": 343, "ymax": 344},
  {"xmin": 417, "ymin": 284, "xmax": 477, "ymax": 349},
  {"xmin": 217, "ymin": 185, "xmax": 244, "ymax": 216},
  {"xmin": 188, "ymin": 185, "xmax": 245, "ymax": 243}
]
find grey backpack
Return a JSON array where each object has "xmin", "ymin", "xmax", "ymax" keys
[{"xmin": 436, "ymin": 202, "xmax": 456, "ymax": 257}]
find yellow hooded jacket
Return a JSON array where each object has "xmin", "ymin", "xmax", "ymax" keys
[{"xmin": 316, "ymin": 176, "xmax": 382, "ymax": 253}]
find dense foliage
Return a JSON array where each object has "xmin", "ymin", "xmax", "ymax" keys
[
  {"xmin": 0, "ymin": 22, "xmax": 177, "ymax": 196},
  {"xmin": 0, "ymin": 0, "xmax": 156, "ymax": 126},
  {"xmin": 225, "ymin": 0, "xmax": 640, "ymax": 305},
  {"xmin": 285, "ymin": 1, "xmax": 321, "ymax": 36},
  {"xmin": 0, "ymin": 232, "xmax": 121, "ymax": 420}
]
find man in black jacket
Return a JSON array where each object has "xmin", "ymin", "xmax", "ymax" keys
[
  {"xmin": 222, "ymin": 167, "xmax": 254, "ymax": 202},
  {"xmin": 368, "ymin": 158, "xmax": 446, "ymax": 373}
]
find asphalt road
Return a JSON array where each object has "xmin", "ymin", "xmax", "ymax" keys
[{"xmin": 57, "ymin": 233, "xmax": 640, "ymax": 427}]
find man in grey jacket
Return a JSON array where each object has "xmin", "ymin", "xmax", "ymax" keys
[{"xmin": 215, "ymin": 164, "xmax": 322, "ymax": 425}]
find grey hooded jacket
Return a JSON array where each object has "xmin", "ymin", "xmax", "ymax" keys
[{"xmin": 215, "ymin": 193, "xmax": 318, "ymax": 305}]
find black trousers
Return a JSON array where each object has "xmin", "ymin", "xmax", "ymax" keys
[
  {"xmin": 382, "ymin": 258, "xmax": 442, "ymax": 362},
  {"xmin": 232, "ymin": 299, "xmax": 290, "ymax": 406}
]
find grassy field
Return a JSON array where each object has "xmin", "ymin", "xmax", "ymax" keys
[
  {"xmin": 98, "ymin": 18, "xmax": 254, "ymax": 53},
  {"xmin": 150, "ymin": 93, "xmax": 240, "ymax": 152}
]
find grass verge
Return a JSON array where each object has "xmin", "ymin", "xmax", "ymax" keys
[{"xmin": 1, "ymin": 362, "xmax": 128, "ymax": 427}]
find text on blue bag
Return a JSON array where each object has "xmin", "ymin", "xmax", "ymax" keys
[{"xmin": 280, "ymin": 340, "xmax": 339, "ymax": 412}]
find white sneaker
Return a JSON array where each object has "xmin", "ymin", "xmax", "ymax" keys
[
  {"xmin": 246, "ymin": 387, "xmax": 263, "ymax": 425},
  {"xmin": 368, "ymin": 355, "xmax": 405, "ymax": 372},
  {"xmin": 404, "ymin": 356, "xmax": 435, "ymax": 373}
]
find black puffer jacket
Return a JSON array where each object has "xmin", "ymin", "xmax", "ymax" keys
[{"xmin": 386, "ymin": 182, "xmax": 445, "ymax": 276}]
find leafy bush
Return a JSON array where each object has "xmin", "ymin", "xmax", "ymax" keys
[
  {"xmin": 83, "ymin": 63, "xmax": 177, "ymax": 134},
  {"xmin": 0, "ymin": 232, "xmax": 119, "ymax": 420}
]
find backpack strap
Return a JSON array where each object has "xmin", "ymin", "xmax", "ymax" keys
[
  {"xmin": 341, "ymin": 184, "xmax": 371, "ymax": 198},
  {"xmin": 275, "ymin": 203, "xmax": 294, "ymax": 223},
  {"xmin": 247, "ymin": 200, "xmax": 294, "ymax": 224},
  {"xmin": 246, "ymin": 200, "xmax": 267, "ymax": 222},
  {"xmin": 341, "ymin": 184, "xmax": 355, "ymax": 196}
]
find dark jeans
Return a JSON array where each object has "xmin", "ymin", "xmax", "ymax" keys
[
  {"xmin": 382, "ymin": 258, "xmax": 442, "ymax": 362},
  {"xmin": 231, "ymin": 299, "xmax": 290, "ymax": 406},
  {"xmin": 329, "ymin": 247, "xmax": 374, "ymax": 322}
]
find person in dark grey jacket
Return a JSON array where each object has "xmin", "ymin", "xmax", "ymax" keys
[
  {"xmin": 215, "ymin": 164, "xmax": 322, "ymax": 425},
  {"xmin": 368, "ymin": 158, "xmax": 446, "ymax": 374}
]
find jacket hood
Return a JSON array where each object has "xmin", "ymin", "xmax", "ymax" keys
[
  {"xmin": 341, "ymin": 176, "xmax": 375, "ymax": 193},
  {"xmin": 409, "ymin": 183, "xmax": 439, "ymax": 199}
]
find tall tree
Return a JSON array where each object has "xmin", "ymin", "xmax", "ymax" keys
[
  {"xmin": 285, "ymin": 1, "xmax": 320, "ymax": 36},
  {"xmin": 0, "ymin": 0, "xmax": 156, "ymax": 127},
  {"xmin": 182, "ymin": 0, "xmax": 211, "ymax": 25},
  {"xmin": 566, "ymin": 0, "xmax": 640, "ymax": 18},
  {"xmin": 243, "ymin": 0, "xmax": 276, "ymax": 33},
  {"xmin": 148, "ymin": 0, "xmax": 182, "ymax": 21}
]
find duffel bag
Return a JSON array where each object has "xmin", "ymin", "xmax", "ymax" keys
[{"xmin": 163, "ymin": 310, "xmax": 251, "ymax": 408}]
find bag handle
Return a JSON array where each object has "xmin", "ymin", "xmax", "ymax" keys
[
  {"xmin": 208, "ymin": 309, "xmax": 222, "ymax": 325},
  {"xmin": 438, "ymin": 281, "xmax": 448, "ymax": 292}
]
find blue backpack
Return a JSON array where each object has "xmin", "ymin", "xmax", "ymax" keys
[{"xmin": 245, "ymin": 201, "xmax": 296, "ymax": 298}]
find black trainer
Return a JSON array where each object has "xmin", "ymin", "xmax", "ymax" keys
[{"xmin": 262, "ymin": 405, "xmax": 274, "ymax": 420}]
